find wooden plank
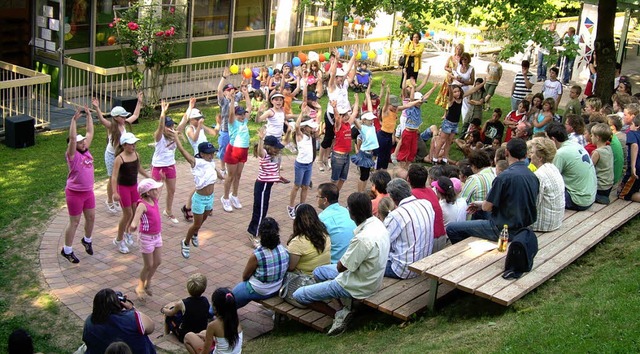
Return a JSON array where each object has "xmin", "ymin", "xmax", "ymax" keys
[
  {"xmin": 259, "ymin": 296, "xmax": 285, "ymax": 308},
  {"xmin": 423, "ymin": 242, "xmax": 493, "ymax": 281},
  {"xmin": 444, "ymin": 249, "xmax": 507, "ymax": 285},
  {"xmin": 408, "ymin": 237, "xmax": 478, "ymax": 274},
  {"xmin": 363, "ymin": 277, "xmax": 424, "ymax": 308},
  {"xmin": 286, "ymin": 307, "xmax": 313, "ymax": 320},
  {"xmin": 393, "ymin": 283, "xmax": 456, "ymax": 320},
  {"xmin": 376, "ymin": 279, "xmax": 431, "ymax": 316},
  {"xmin": 312, "ymin": 315, "xmax": 334, "ymax": 331}
]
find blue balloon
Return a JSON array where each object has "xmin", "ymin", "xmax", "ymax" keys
[
  {"xmin": 292, "ymin": 57, "xmax": 301, "ymax": 66},
  {"xmin": 252, "ymin": 68, "xmax": 260, "ymax": 78},
  {"xmin": 361, "ymin": 51, "xmax": 368, "ymax": 60},
  {"xmin": 268, "ymin": 67, "xmax": 274, "ymax": 76},
  {"xmin": 349, "ymin": 49, "xmax": 354, "ymax": 57},
  {"xmin": 377, "ymin": 48, "xmax": 383, "ymax": 55},
  {"xmin": 338, "ymin": 48, "xmax": 345, "ymax": 57},
  {"xmin": 429, "ymin": 30, "xmax": 435, "ymax": 37}
]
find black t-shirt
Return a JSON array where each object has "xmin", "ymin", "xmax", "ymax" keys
[{"xmin": 483, "ymin": 121, "xmax": 505, "ymax": 144}]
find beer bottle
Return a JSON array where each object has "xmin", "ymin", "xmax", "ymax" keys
[{"xmin": 498, "ymin": 224, "xmax": 509, "ymax": 252}]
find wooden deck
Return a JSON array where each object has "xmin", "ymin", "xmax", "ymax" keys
[{"xmin": 409, "ymin": 199, "xmax": 640, "ymax": 307}]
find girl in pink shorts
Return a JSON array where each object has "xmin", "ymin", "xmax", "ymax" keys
[
  {"xmin": 130, "ymin": 178, "xmax": 164, "ymax": 300},
  {"xmin": 152, "ymin": 100, "xmax": 180, "ymax": 224},
  {"xmin": 112, "ymin": 132, "xmax": 150, "ymax": 254}
]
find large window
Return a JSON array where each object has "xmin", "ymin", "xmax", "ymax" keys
[
  {"xmin": 95, "ymin": 0, "xmax": 129, "ymax": 48},
  {"xmin": 193, "ymin": 0, "xmax": 231, "ymax": 37},
  {"xmin": 64, "ymin": 0, "xmax": 91, "ymax": 49},
  {"xmin": 234, "ymin": 0, "xmax": 265, "ymax": 31}
]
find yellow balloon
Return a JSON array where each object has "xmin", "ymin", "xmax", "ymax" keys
[
  {"xmin": 368, "ymin": 50, "xmax": 376, "ymax": 59},
  {"xmin": 229, "ymin": 64, "xmax": 239, "ymax": 74},
  {"xmin": 356, "ymin": 51, "xmax": 362, "ymax": 59}
]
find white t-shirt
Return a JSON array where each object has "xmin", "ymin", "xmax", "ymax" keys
[
  {"xmin": 439, "ymin": 198, "xmax": 468, "ymax": 227},
  {"xmin": 191, "ymin": 158, "xmax": 217, "ymax": 190},
  {"xmin": 542, "ymin": 79, "xmax": 563, "ymax": 102}
]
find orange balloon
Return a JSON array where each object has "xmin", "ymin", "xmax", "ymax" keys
[
  {"xmin": 298, "ymin": 52, "xmax": 307, "ymax": 63},
  {"xmin": 107, "ymin": 36, "xmax": 116, "ymax": 46},
  {"xmin": 243, "ymin": 68, "xmax": 252, "ymax": 79}
]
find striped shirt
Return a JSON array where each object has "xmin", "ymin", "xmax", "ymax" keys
[
  {"xmin": 511, "ymin": 71, "xmax": 534, "ymax": 100},
  {"xmin": 257, "ymin": 151, "xmax": 280, "ymax": 182},
  {"xmin": 531, "ymin": 163, "xmax": 565, "ymax": 232},
  {"xmin": 384, "ymin": 196, "xmax": 435, "ymax": 279},
  {"xmin": 461, "ymin": 167, "xmax": 496, "ymax": 205}
]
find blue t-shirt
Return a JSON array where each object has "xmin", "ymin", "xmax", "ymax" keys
[
  {"xmin": 229, "ymin": 118, "xmax": 250, "ymax": 148},
  {"xmin": 404, "ymin": 106, "xmax": 422, "ymax": 130},
  {"xmin": 359, "ymin": 124, "xmax": 379, "ymax": 151},
  {"xmin": 486, "ymin": 160, "xmax": 539, "ymax": 230},
  {"xmin": 319, "ymin": 203, "xmax": 356, "ymax": 263},
  {"xmin": 83, "ymin": 310, "xmax": 155, "ymax": 354},
  {"xmin": 626, "ymin": 130, "xmax": 640, "ymax": 174}
]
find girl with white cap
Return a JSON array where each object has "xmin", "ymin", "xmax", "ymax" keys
[
  {"xmin": 286, "ymin": 108, "xmax": 319, "ymax": 219},
  {"xmin": 93, "ymin": 92, "xmax": 143, "ymax": 214},
  {"xmin": 130, "ymin": 178, "xmax": 164, "ymax": 300}
]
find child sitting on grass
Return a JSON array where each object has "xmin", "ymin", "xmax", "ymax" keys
[{"xmin": 161, "ymin": 273, "xmax": 210, "ymax": 343}]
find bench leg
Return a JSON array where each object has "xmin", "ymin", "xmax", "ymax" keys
[
  {"xmin": 272, "ymin": 313, "xmax": 285, "ymax": 329},
  {"xmin": 426, "ymin": 278, "xmax": 439, "ymax": 311}
]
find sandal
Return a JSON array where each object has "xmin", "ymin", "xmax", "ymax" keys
[
  {"xmin": 279, "ymin": 176, "xmax": 291, "ymax": 184},
  {"xmin": 181, "ymin": 205, "xmax": 193, "ymax": 222}
]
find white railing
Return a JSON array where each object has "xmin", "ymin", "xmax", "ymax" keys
[
  {"xmin": 0, "ymin": 61, "xmax": 51, "ymax": 133},
  {"xmin": 64, "ymin": 37, "xmax": 395, "ymax": 112}
]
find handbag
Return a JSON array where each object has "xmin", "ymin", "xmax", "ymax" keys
[
  {"xmin": 279, "ymin": 271, "xmax": 316, "ymax": 308},
  {"xmin": 398, "ymin": 55, "xmax": 406, "ymax": 67}
]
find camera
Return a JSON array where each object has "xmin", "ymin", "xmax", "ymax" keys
[{"xmin": 115, "ymin": 291, "xmax": 127, "ymax": 303}]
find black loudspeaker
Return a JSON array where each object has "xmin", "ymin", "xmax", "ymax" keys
[
  {"xmin": 5, "ymin": 114, "xmax": 35, "ymax": 148},
  {"xmin": 112, "ymin": 96, "xmax": 139, "ymax": 124}
]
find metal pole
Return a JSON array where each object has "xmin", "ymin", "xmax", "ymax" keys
[{"xmin": 617, "ymin": 8, "xmax": 631, "ymax": 64}]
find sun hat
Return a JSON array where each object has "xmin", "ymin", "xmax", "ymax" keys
[
  {"xmin": 264, "ymin": 136, "xmax": 285, "ymax": 149},
  {"xmin": 307, "ymin": 91, "xmax": 318, "ymax": 101},
  {"xmin": 188, "ymin": 108, "xmax": 204, "ymax": 119},
  {"xmin": 119, "ymin": 132, "xmax": 140, "ymax": 145},
  {"xmin": 223, "ymin": 83, "xmax": 236, "ymax": 91},
  {"xmin": 110, "ymin": 106, "xmax": 130, "ymax": 117},
  {"xmin": 75, "ymin": 134, "xmax": 86, "ymax": 142},
  {"xmin": 270, "ymin": 93, "xmax": 285, "ymax": 101},
  {"xmin": 337, "ymin": 105, "xmax": 350, "ymax": 115},
  {"xmin": 389, "ymin": 95, "xmax": 400, "ymax": 107},
  {"xmin": 137, "ymin": 178, "xmax": 163, "ymax": 195}
]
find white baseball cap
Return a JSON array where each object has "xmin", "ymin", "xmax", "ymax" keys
[
  {"xmin": 75, "ymin": 134, "xmax": 86, "ymax": 142},
  {"xmin": 414, "ymin": 92, "xmax": 423, "ymax": 100},
  {"xmin": 110, "ymin": 106, "xmax": 130, "ymax": 117},
  {"xmin": 361, "ymin": 112, "xmax": 376, "ymax": 120},
  {"xmin": 119, "ymin": 132, "xmax": 140, "ymax": 145},
  {"xmin": 337, "ymin": 105, "xmax": 350, "ymax": 115},
  {"xmin": 335, "ymin": 68, "xmax": 346, "ymax": 77},
  {"xmin": 300, "ymin": 120, "xmax": 319, "ymax": 129},
  {"xmin": 188, "ymin": 108, "xmax": 204, "ymax": 119}
]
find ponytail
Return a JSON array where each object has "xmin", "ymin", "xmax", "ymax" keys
[{"xmin": 212, "ymin": 288, "xmax": 240, "ymax": 349}]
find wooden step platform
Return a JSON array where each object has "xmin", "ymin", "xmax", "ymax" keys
[{"xmin": 409, "ymin": 199, "xmax": 640, "ymax": 308}]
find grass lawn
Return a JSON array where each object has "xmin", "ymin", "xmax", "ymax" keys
[{"xmin": 1, "ymin": 71, "xmax": 639, "ymax": 353}]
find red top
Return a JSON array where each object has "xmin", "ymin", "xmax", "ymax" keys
[
  {"xmin": 334, "ymin": 122, "xmax": 352, "ymax": 153},
  {"xmin": 412, "ymin": 187, "xmax": 446, "ymax": 238}
]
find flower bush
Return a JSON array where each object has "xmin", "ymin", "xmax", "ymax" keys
[{"xmin": 111, "ymin": 2, "xmax": 186, "ymax": 106}]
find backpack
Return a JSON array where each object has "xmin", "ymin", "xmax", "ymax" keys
[{"xmin": 502, "ymin": 227, "xmax": 538, "ymax": 279}]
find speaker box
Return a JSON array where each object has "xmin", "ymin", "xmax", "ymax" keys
[
  {"xmin": 5, "ymin": 114, "xmax": 35, "ymax": 148},
  {"xmin": 112, "ymin": 96, "xmax": 139, "ymax": 124}
]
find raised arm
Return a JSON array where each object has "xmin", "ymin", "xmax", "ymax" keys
[
  {"xmin": 382, "ymin": 85, "xmax": 390, "ymax": 114},
  {"xmin": 126, "ymin": 92, "xmax": 144, "ymax": 124},
  {"xmin": 84, "ymin": 106, "xmax": 94, "ymax": 148},
  {"xmin": 463, "ymin": 81, "xmax": 485, "ymax": 98},
  {"xmin": 176, "ymin": 97, "xmax": 195, "ymax": 133},
  {"xmin": 423, "ymin": 83, "xmax": 440, "ymax": 101},
  {"xmin": 365, "ymin": 85, "xmax": 373, "ymax": 113},
  {"xmin": 92, "ymin": 97, "xmax": 111, "ymax": 129},
  {"xmin": 342, "ymin": 47, "xmax": 358, "ymax": 76},
  {"xmin": 327, "ymin": 49, "xmax": 339, "ymax": 90},
  {"xmin": 173, "ymin": 129, "xmax": 196, "ymax": 167},
  {"xmin": 218, "ymin": 67, "xmax": 231, "ymax": 95},
  {"xmin": 348, "ymin": 94, "xmax": 360, "ymax": 127},
  {"xmin": 66, "ymin": 108, "xmax": 82, "ymax": 159},
  {"xmin": 155, "ymin": 100, "xmax": 169, "ymax": 142}
]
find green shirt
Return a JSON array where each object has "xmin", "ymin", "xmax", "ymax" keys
[
  {"xmin": 564, "ymin": 98, "xmax": 582, "ymax": 118},
  {"xmin": 461, "ymin": 167, "xmax": 496, "ymax": 205},
  {"xmin": 610, "ymin": 135, "xmax": 624, "ymax": 184},
  {"xmin": 553, "ymin": 140, "xmax": 597, "ymax": 207}
]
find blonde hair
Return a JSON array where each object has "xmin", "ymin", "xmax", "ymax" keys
[
  {"xmin": 590, "ymin": 122, "xmax": 612, "ymax": 142},
  {"xmin": 527, "ymin": 137, "xmax": 557, "ymax": 164},
  {"xmin": 586, "ymin": 97, "xmax": 603, "ymax": 111},
  {"xmin": 187, "ymin": 273, "xmax": 207, "ymax": 297}
]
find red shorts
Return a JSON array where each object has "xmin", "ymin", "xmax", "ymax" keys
[
  {"xmin": 397, "ymin": 129, "xmax": 418, "ymax": 162},
  {"xmin": 152, "ymin": 165, "xmax": 177, "ymax": 180},
  {"xmin": 117, "ymin": 184, "xmax": 139, "ymax": 208},
  {"xmin": 65, "ymin": 188, "xmax": 96, "ymax": 216},
  {"xmin": 223, "ymin": 145, "xmax": 249, "ymax": 164}
]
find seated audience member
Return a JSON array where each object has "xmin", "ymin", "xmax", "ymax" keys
[
  {"xmin": 455, "ymin": 131, "xmax": 483, "ymax": 158},
  {"xmin": 316, "ymin": 183, "xmax": 356, "ymax": 263},
  {"xmin": 622, "ymin": 102, "xmax": 640, "ymax": 133},
  {"xmin": 608, "ymin": 114, "xmax": 626, "ymax": 182},
  {"xmin": 584, "ymin": 96, "xmax": 603, "ymax": 116},
  {"xmin": 432, "ymin": 176, "xmax": 467, "ymax": 227},
  {"xmin": 384, "ymin": 178, "xmax": 435, "ymax": 278},
  {"xmin": 590, "ymin": 123, "xmax": 615, "ymax": 204},
  {"xmin": 495, "ymin": 160, "xmax": 509, "ymax": 175},
  {"xmin": 527, "ymin": 137, "xmax": 565, "ymax": 232},
  {"xmin": 377, "ymin": 196, "xmax": 395, "ymax": 221},
  {"xmin": 287, "ymin": 204, "xmax": 331, "ymax": 275},
  {"xmin": 446, "ymin": 139, "xmax": 539, "ymax": 243},
  {"xmin": 583, "ymin": 122, "xmax": 597, "ymax": 155},
  {"xmin": 407, "ymin": 164, "xmax": 446, "ymax": 252},
  {"xmin": 620, "ymin": 114, "xmax": 640, "ymax": 202},
  {"xmin": 460, "ymin": 150, "xmax": 495, "ymax": 220},
  {"xmin": 8, "ymin": 329, "xmax": 42, "ymax": 354},
  {"xmin": 161, "ymin": 273, "xmax": 210, "ymax": 343},
  {"xmin": 293, "ymin": 192, "xmax": 390, "ymax": 336},
  {"xmin": 564, "ymin": 85, "xmax": 582, "ymax": 116},
  {"xmin": 565, "ymin": 114, "xmax": 586, "ymax": 146},
  {"xmin": 370, "ymin": 170, "xmax": 391, "ymax": 216},
  {"xmin": 545, "ymin": 122, "xmax": 597, "ymax": 210},
  {"xmin": 82, "ymin": 289, "xmax": 155, "ymax": 354},
  {"xmin": 232, "ymin": 218, "xmax": 289, "ymax": 308},
  {"xmin": 481, "ymin": 108, "xmax": 505, "ymax": 145}
]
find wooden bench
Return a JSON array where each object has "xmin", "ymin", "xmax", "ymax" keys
[
  {"xmin": 257, "ymin": 276, "xmax": 455, "ymax": 332},
  {"xmin": 409, "ymin": 199, "xmax": 640, "ymax": 308}
]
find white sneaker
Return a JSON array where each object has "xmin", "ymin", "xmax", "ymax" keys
[
  {"xmin": 113, "ymin": 201, "xmax": 122, "ymax": 212},
  {"xmin": 191, "ymin": 235, "xmax": 199, "ymax": 247},
  {"xmin": 220, "ymin": 197, "xmax": 233, "ymax": 212},
  {"xmin": 105, "ymin": 201, "xmax": 117, "ymax": 215},
  {"xmin": 220, "ymin": 169, "xmax": 227, "ymax": 178},
  {"xmin": 287, "ymin": 206, "xmax": 296, "ymax": 219},
  {"xmin": 327, "ymin": 307, "xmax": 353, "ymax": 336},
  {"xmin": 163, "ymin": 210, "xmax": 179, "ymax": 224},
  {"xmin": 113, "ymin": 238, "xmax": 130, "ymax": 254},
  {"xmin": 230, "ymin": 195, "xmax": 243, "ymax": 209},
  {"xmin": 124, "ymin": 233, "xmax": 134, "ymax": 246}
]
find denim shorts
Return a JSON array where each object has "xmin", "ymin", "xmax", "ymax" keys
[
  {"xmin": 294, "ymin": 160, "xmax": 313, "ymax": 186},
  {"xmin": 330, "ymin": 152, "xmax": 350, "ymax": 182},
  {"xmin": 292, "ymin": 264, "xmax": 351, "ymax": 305},
  {"xmin": 420, "ymin": 128, "xmax": 433, "ymax": 141},
  {"xmin": 440, "ymin": 119, "xmax": 459, "ymax": 135},
  {"xmin": 217, "ymin": 131, "xmax": 230, "ymax": 161},
  {"xmin": 191, "ymin": 192, "xmax": 214, "ymax": 215}
]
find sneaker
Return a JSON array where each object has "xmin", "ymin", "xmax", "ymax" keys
[
  {"xmin": 81, "ymin": 238, "xmax": 93, "ymax": 255},
  {"xmin": 247, "ymin": 233, "xmax": 260, "ymax": 248},
  {"xmin": 318, "ymin": 161, "xmax": 325, "ymax": 172},
  {"xmin": 220, "ymin": 169, "xmax": 227, "ymax": 178},
  {"xmin": 60, "ymin": 249, "xmax": 79, "ymax": 263},
  {"xmin": 124, "ymin": 233, "xmax": 134, "ymax": 246},
  {"xmin": 105, "ymin": 201, "xmax": 117, "ymax": 215},
  {"xmin": 220, "ymin": 197, "xmax": 233, "ymax": 212},
  {"xmin": 230, "ymin": 195, "xmax": 243, "ymax": 209},
  {"xmin": 181, "ymin": 240, "xmax": 190, "ymax": 259},
  {"xmin": 191, "ymin": 235, "xmax": 199, "ymax": 247},
  {"xmin": 113, "ymin": 201, "xmax": 122, "ymax": 212},
  {"xmin": 327, "ymin": 159, "xmax": 332, "ymax": 170},
  {"xmin": 163, "ymin": 210, "xmax": 179, "ymax": 224},
  {"xmin": 327, "ymin": 307, "xmax": 353, "ymax": 336},
  {"xmin": 287, "ymin": 206, "xmax": 296, "ymax": 219},
  {"xmin": 113, "ymin": 238, "xmax": 130, "ymax": 254}
]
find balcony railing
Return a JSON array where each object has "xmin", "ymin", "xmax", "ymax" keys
[
  {"xmin": 64, "ymin": 36, "xmax": 394, "ymax": 113},
  {"xmin": 0, "ymin": 61, "xmax": 51, "ymax": 133}
]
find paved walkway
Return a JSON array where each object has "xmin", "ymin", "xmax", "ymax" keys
[{"xmin": 40, "ymin": 154, "xmax": 361, "ymax": 352}]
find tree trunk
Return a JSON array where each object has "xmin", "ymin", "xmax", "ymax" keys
[{"xmin": 594, "ymin": 0, "xmax": 616, "ymax": 104}]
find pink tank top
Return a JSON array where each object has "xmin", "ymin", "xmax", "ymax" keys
[
  {"xmin": 138, "ymin": 198, "xmax": 161, "ymax": 234},
  {"xmin": 66, "ymin": 150, "xmax": 95, "ymax": 192}
]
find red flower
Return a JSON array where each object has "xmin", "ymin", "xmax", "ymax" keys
[
  {"xmin": 127, "ymin": 22, "xmax": 139, "ymax": 31},
  {"xmin": 133, "ymin": 49, "xmax": 140, "ymax": 56},
  {"xmin": 141, "ymin": 45, "xmax": 149, "ymax": 53},
  {"xmin": 170, "ymin": 7, "xmax": 175, "ymax": 14},
  {"xmin": 155, "ymin": 31, "xmax": 164, "ymax": 37},
  {"xmin": 108, "ymin": 23, "xmax": 113, "ymax": 28}
]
